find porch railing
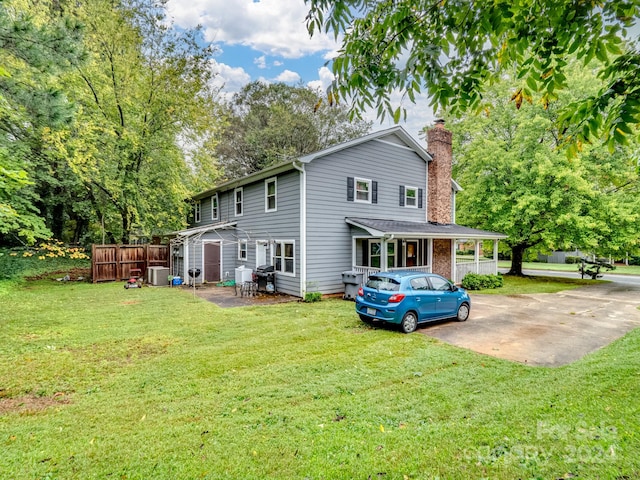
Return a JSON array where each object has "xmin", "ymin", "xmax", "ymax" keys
[
  {"xmin": 352, "ymin": 266, "xmax": 380, "ymax": 285},
  {"xmin": 389, "ymin": 265, "xmax": 432, "ymax": 274},
  {"xmin": 456, "ymin": 260, "xmax": 497, "ymax": 280},
  {"xmin": 352, "ymin": 265, "xmax": 432, "ymax": 286}
]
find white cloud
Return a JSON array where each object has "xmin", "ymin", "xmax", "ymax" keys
[
  {"xmin": 307, "ymin": 65, "xmax": 334, "ymax": 93},
  {"xmin": 254, "ymin": 55, "xmax": 267, "ymax": 69},
  {"xmin": 166, "ymin": 0, "xmax": 338, "ymax": 59},
  {"xmin": 211, "ymin": 61, "xmax": 251, "ymax": 94},
  {"xmin": 274, "ymin": 69, "xmax": 301, "ymax": 83}
]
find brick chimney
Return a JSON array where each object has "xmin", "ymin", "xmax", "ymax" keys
[{"xmin": 426, "ymin": 119, "xmax": 452, "ymax": 224}]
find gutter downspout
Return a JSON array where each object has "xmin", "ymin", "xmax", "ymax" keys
[{"xmin": 293, "ymin": 160, "xmax": 307, "ymax": 297}]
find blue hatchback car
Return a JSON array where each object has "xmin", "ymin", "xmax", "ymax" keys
[{"xmin": 355, "ymin": 271, "xmax": 471, "ymax": 333}]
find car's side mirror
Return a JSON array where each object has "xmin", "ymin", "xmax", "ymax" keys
[{"xmin": 450, "ymin": 284, "xmax": 458, "ymax": 292}]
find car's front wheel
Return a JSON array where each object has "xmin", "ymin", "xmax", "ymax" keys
[
  {"xmin": 456, "ymin": 303, "xmax": 470, "ymax": 322},
  {"xmin": 401, "ymin": 311, "xmax": 418, "ymax": 333}
]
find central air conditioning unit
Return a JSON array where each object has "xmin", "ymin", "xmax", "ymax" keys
[{"xmin": 147, "ymin": 266, "xmax": 170, "ymax": 286}]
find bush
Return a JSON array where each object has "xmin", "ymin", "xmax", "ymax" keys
[
  {"xmin": 303, "ymin": 292, "xmax": 322, "ymax": 303},
  {"xmin": 565, "ymin": 256, "xmax": 582, "ymax": 264},
  {"xmin": 461, "ymin": 273, "xmax": 504, "ymax": 290}
]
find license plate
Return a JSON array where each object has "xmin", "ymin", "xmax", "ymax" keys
[{"xmin": 366, "ymin": 307, "xmax": 376, "ymax": 316}]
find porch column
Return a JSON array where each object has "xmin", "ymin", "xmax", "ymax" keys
[
  {"xmin": 351, "ymin": 237, "xmax": 357, "ymax": 269},
  {"xmin": 381, "ymin": 238, "xmax": 388, "ymax": 272},
  {"xmin": 451, "ymin": 237, "xmax": 457, "ymax": 283},
  {"xmin": 427, "ymin": 238, "xmax": 433, "ymax": 273},
  {"xmin": 474, "ymin": 240, "xmax": 480, "ymax": 274},
  {"xmin": 493, "ymin": 239, "xmax": 499, "ymax": 274}
]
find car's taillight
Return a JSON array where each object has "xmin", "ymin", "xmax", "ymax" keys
[
  {"xmin": 388, "ymin": 293, "xmax": 405, "ymax": 303},
  {"xmin": 357, "ymin": 287, "xmax": 364, "ymax": 297}
]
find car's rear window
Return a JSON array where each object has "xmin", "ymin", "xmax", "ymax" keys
[{"xmin": 365, "ymin": 276, "xmax": 400, "ymax": 291}]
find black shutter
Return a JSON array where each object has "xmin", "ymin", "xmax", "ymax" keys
[
  {"xmin": 399, "ymin": 185, "xmax": 405, "ymax": 206},
  {"xmin": 372, "ymin": 181, "xmax": 378, "ymax": 204},
  {"xmin": 347, "ymin": 177, "xmax": 354, "ymax": 201},
  {"xmin": 418, "ymin": 188, "xmax": 424, "ymax": 208}
]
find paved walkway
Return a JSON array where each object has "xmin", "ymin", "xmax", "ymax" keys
[{"xmin": 420, "ymin": 282, "xmax": 640, "ymax": 367}]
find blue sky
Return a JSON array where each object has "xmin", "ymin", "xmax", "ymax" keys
[{"xmin": 165, "ymin": 0, "xmax": 436, "ymax": 141}]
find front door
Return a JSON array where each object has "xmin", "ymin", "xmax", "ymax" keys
[
  {"xmin": 406, "ymin": 241, "xmax": 418, "ymax": 267},
  {"xmin": 204, "ymin": 242, "xmax": 221, "ymax": 282}
]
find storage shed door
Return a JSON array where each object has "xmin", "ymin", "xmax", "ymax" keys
[{"xmin": 204, "ymin": 242, "xmax": 221, "ymax": 282}]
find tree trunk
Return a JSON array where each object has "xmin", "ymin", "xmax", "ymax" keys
[{"xmin": 508, "ymin": 244, "xmax": 526, "ymax": 276}]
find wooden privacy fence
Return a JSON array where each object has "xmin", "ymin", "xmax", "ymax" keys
[{"xmin": 92, "ymin": 244, "xmax": 169, "ymax": 283}]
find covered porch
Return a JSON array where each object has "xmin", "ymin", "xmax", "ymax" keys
[{"xmin": 346, "ymin": 217, "xmax": 507, "ymax": 285}]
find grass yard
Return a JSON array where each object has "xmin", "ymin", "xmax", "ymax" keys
[
  {"xmin": 498, "ymin": 261, "xmax": 640, "ymax": 276},
  {"xmin": 1, "ymin": 274, "xmax": 639, "ymax": 479}
]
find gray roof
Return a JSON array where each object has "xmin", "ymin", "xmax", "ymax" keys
[{"xmin": 346, "ymin": 217, "xmax": 507, "ymax": 239}]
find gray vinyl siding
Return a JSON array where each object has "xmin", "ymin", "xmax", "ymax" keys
[
  {"xmin": 305, "ymin": 138, "xmax": 428, "ymax": 293},
  {"xmin": 186, "ymin": 170, "xmax": 302, "ymax": 296}
]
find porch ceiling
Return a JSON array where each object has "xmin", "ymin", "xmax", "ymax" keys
[{"xmin": 345, "ymin": 217, "xmax": 507, "ymax": 239}]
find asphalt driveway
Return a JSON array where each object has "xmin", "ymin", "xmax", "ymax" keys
[{"xmin": 419, "ymin": 282, "xmax": 640, "ymax": 367}]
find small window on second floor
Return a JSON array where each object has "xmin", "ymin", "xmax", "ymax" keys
[
  {"xmin": 405, "ymin": 186, "xmax": 418, "ymax": 208},
  {"xmin": 265, "ymin": 178, "xmax": 277, "ymax": 212},
  {"xmin": 235, "ymin": 187, "xmax": 243, "ymax": 216},
  {"xmin": 211, "ymin": 193, "xmax": 219, "ymax": 221},
  {"xmin": 194, "ymin": 200, "xmax": 201, "ymax": 223},
  {"xmin": 355, "ymin": 178, "xmax": 372, "ymax": 203}
]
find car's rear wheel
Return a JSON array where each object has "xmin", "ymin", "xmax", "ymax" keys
[
  {"xmin": 401, "ymin": 311, "xmax": 418, "ymax": 333},
  {"xmin": 456, "ymin": 303, "xmax": 470, "ymax": 322}
]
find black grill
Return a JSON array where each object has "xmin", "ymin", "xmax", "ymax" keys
[{"xmin": 255, "ymin": 265, "xmax": 276, "ymax": 292}]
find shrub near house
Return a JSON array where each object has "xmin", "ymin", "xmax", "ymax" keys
[{"xmin": 462, "ymin": 273, "xmax": 504, "ymax": 290}]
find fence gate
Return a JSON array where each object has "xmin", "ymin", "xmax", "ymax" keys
[{"xmin": 92, "ymin": 244, "xmax": 169, "ymax": 283}]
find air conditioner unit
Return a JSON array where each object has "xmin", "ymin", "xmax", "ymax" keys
[{"xmin": 148, "ymin": 266, "xmax": 170, "ymax": 286}]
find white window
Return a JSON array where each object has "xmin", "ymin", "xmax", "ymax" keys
[
  {"xmin": 238, "ymin": 240, "xmax": 247, "ymax": 261},
  {"xmin": 386, "ymin": 241, "xmax": 396, "ymax": 268},
  {"xmin": 274, "ymin": 241, "xmax": 295, "ymax": 275},
  {"xmin": 211, "ymin": 193, "xmax": 219, "ymax": 221},
  {"xmin": 355, "ymin": 178, "xmax": 372, "ymax": 203},
  {"xmin": 369, "ymin": 241, "xmax": 381, "ymax": 268},
  {"xmin": 234, "ymin": 187, "xmax": 243, "ymax": 216},
  {"xmin": 265, "ymin": 178, "xmax": 277, "ymax": 212},
  {"xmin": 405, "ymin": 186, "xmax": 418, "ymax": 208},
  {"xmin": 194, "ymin": 200, "xmax": 201, "ymax": 223}
]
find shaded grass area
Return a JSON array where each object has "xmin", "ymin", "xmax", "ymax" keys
[
  {"xmin": 475, "ymin": 274, "xmax": 608, "ymax": 295},
  {"xmin": 1, "ymin": 278, "xmax": 639, "ymax": 479}
]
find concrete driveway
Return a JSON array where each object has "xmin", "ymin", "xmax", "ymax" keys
[{"xmin": 419, "ymin": 282, "xmax": 640, "ymax": 367}]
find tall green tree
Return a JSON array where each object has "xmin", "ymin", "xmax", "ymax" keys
[
  {"xmin": 0, "ymin": 0, "xmax": 84, "ymax": 244},
  {"xmin": 49, "ymin": 0, "xmax": 224, "ymax": 243},
  {"xmin": 217, "ymin": 81, "xmax": 371, "ymax": 178},
  {"xmin": 305, "ymin": 0, "xmax": 640, "ymax": 149},
  {"xmin": 449, "ymin": 67, "xmax": 640, "ymax": 275}
]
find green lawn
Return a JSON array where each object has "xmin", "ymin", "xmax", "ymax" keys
[
  {"xmin": 1, "ymin": 275, "xmax": 639, "ymax": 479},
  {"xmin": 498, "ymin": 260, "xmax": 640, "ymax": 276}
]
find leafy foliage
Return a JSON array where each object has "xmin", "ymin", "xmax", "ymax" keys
[
  {"xmin": 216, "ymin": 81, "xmax": 371, "ymax": 178},
  {"xmin": 449, "ymin": 65, "xmax": 640, "ymax": 275},
  {"xmin": 0, "ymin": 1, "xmax": 85, "ymax": 244},
  {"xmin": 305, "ymin": 0, "xmax": 640, "ymax": 147},
  {"xmin": 461, "ymin": 273, "xmax": 503, "ymax": 290}
]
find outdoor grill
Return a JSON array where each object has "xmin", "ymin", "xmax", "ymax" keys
[
  {"xmin": 255, "ymin": 265, "xmax": 276, "ymax": 293},
  {"xmin": 188, "ymin": 268, "xmax": 201, "ymax": 286}
]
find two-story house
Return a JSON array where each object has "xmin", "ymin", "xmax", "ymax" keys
[{"xmin": 170, "ymin": 121, "xmax": 506, "ymax": 297}]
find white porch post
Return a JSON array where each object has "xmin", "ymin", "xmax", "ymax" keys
[
  {"xmin": 352, "ymin": 237, "xmax": 357, "ymax": 269},
  {"xmin": 381, "ymin": 238, "xmax": 388, "ymax": 272},
  {"xmin": 451, "ymin": 238, "xmax": 457, "ymax": 283},
  {"xmin": 474, "ymin": 240, "xmax": 480, "ymax": 273},
  {"xmin": 493, "ymin": 239, "xmax": 499, "ymax": 274},
  {"xmin": 427, "ymin": 238, "xmax": 433, "ymax": 273}
]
